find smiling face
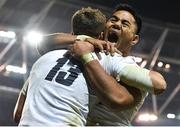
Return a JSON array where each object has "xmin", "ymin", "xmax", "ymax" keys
[{"xmin": 104, "ymin": 10, "xmax": 139, "ymax": 55}]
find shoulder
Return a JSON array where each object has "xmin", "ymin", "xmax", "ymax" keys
[
  {"xmin": 123, "ymin": 56, "xmax": 136, "ymax": 64},
  {"xmin": 32, "ymin": 50, "xmax": 67, "ymax": 70},
  {"xmin": 110, "ymin": 55, "xmax": 138, "ymax": 68},
  {"xmin": 41, "ymin": 50, "xmax": 67, "ymax": 58},
  {"xmin": 36, "ymin": 50, "xmax": 67, "ymax": 63}
]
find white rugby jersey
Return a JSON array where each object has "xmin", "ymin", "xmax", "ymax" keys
[
  {"xmin": 19, "ymin": 51, "xmax": 147, "ymax": 126},
  {"xmin": 87, "ymin": 53, "xmax": 148, "ymax": 126},
  {"xmin": 19, "ymin": 50, "xmax": 89, "ymax": 126}
]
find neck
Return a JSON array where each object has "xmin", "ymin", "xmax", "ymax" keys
[
  {"xmin": 122, "ymin": 51, "xmax": 129, "ymax": 57},
  {"xmin": 119, "ymin": 46, "xmax": 132, "ymax": 57}
]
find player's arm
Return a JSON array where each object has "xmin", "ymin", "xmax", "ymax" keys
[
  {"xmin": 41, "ymin": 34, "xmax": 166, "ymax": 95},
  {"xmin": 37, "ymin": 33, "xmax": 118, "ymax": 55},
  {"xmin": 71, "ymin": 41, "xmax": 135, "ymax": 111},
  {"xmin": 37, "ymin": 33, "xmax": 77, "ymax": 55},
  {"xmin": 84, "ymin": 60, "xmax": 135, "ymax": 111},
  {"xmin": 117, "ymin": 65, "xmax": 167, "ymax": 95},
  {"xmin": 149, "ymin": 71, "xmax": 167, "ymax": 94},
  {"xmin": 13, "ymin": 78, "xmax": 29, "ymax": 123}
]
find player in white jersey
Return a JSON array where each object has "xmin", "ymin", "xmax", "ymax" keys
[
  {"xmin": 72, "ymin": 4, "xmax": 166, "ymax": 126},
  {"xmin": 36, "ymin": 4, "xmax": 166, "ymax": 126},
  {"xmin": 19, "ymin": 50, "xmax": 89, "ymax": 126},
  {"xmin": 14, "ymin": 6, "xmax": 167, "ymax": 126},
  {"xmin": 70, "ymin": 44, "xmax": 151, "ymax": 126},
  {"xmin": 87, "ymin": 55, "xmax": 148, "ymax": 126},
  {"xmin": 14, "ymin": 8, "xmax": 107, "ymax": 126},
  {"xmin": 14, "ymin": 7, "xmax": 136, "ymax": 126}
]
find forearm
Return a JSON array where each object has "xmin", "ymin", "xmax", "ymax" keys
[
  {"xmin": 13, "ymin": 93, "xmax": 26, "ymax": 123},
  {"xmin": 119, "ymin": 65, "xmax": 167, "ymax": 95},
  {"xmin": 37, "ymin": 33, "xmax": 77, "ymax": 55},
  {"xmin": 149, "ymin": 71, "xmax": 167, "ymax": 95},
  {"xmin": 13, "ymin": 79, "xmax": 29, "ymax": 123},
  {"xmin": 84, "ymin": 60, "xmax": 134, "ymax": 110}
]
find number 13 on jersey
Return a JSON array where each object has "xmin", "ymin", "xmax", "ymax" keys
[{"xmin": 45, "ymin": 57, "xmax": 82, "ymax": 86}]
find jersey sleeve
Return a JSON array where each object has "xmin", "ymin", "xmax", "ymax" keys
[
  {"xmin": 110, "ymin": 56, "xmax": 138, "ymax": 81},
  {"xmin": 110, "ymin": 56, "xmax": 153, "ymax": 93}
]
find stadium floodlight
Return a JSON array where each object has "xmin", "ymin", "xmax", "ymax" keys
[
  {"xmin": 24, "ymin": 31, "xmax": 43, "ymax": 46},
  {"xmin": 134, "ymin": 57, "xmax": 143, "ymax": 63},
  {"xmin": 0, "ymin": 31, "xmax": 16, "ymax": 38},
  {"xmin": 165, "ymin": 64, "xmax": 171, "ymax": 69},
  {"xmin": 157, "ymin": 61, "xmax": 163, "ymax": 68},
  {"xmin": 6, "ymin": 65, "xmax": 27, "ymax": 74},
  {"xmin": 137, "ymin": 113, "xmax": 158, "ymax": 122},
  {"xmin": 0, "ymin": 30, "xmax": 16, "ymax": 43},
  {"xmin": 167, "ymin": 113, "xmax": 175, "ymax": 119}
]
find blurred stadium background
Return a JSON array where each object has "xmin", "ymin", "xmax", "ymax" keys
[{"xmin": 0, "ymin": 0, "xmax": 179, "ymax": 126}]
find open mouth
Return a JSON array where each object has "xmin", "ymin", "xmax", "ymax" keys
[{"xmin": 107, "ymin": 32, "xmax": 118, "ymax": 43}]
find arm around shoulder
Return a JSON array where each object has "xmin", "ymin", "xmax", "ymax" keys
[
  {"xmin": 37, "ymin": 33, "xmax": 77, "ymax": 55},
  {"xmin": 117, "ymin": 65, "xmax": 167, "ymax": 95}
]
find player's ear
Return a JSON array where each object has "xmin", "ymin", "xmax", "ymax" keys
[
  {"xmin": 98, "ymin": 32, "xmax": 104, "ymax": 40},
  {"xmin": 131, "ymin": 34, "xmax": 139, "ymax": 46}
]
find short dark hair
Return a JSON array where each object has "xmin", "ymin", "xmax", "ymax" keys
[
  {"xmin": 71, "ymin": 7, "xmax": 106, "ymax": 38},
  {"xmin": 112, "ymin": 4, "xmax": 142, "ymax": 34}
]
